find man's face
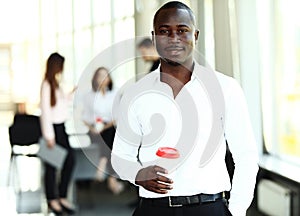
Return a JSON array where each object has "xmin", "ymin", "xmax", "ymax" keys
[{"xmin": 152, "ymin": 8, "xmax": 199, "ymax": 65}]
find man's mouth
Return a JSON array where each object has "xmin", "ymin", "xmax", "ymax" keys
[
  {"xmin": 165, "ymin": 46, "xmax": 184, "ymax": 51},
  {"xmin": 165, "ymin": 46, "xmax": 184, "ymax": 55}
]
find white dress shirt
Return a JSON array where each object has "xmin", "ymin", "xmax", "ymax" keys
[
  {"xmin": 82, "ymin": 89, "xmax": 117, "ymax": 125},
  {"xmin": 112, "ymin": 62, "xmax": 258, "ymax": 216},
  {"xmin": 40, "ymin": 80, "xmax": 70, "ymax": 140}
]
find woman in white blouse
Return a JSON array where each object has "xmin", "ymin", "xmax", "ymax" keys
[
  {"xmin": 82, "ymin": 67, "xmax": 124, "ymax": 194},
  {"xmin": 40, "ymin": 53, "xmax": 76, "ymax": 215}
]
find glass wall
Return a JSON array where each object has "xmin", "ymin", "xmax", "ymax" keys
[
  {"xmin": 8, "ymin": 0, "xmax": 135, "ymax": 113},
  {"xmin": 0, "ymin": 46, "xmax": 11, "ymax": 101},
  {"xmin": 258, "ymin": 0, "xmax": 300, "ymax": 162}
]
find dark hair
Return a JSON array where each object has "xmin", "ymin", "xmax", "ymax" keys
[
  {"xmin": 153, "ymin": 1, "xmax": 196, "ymax": 27},
  {"xmin": 91, "ymin": 67, "xmax": 113, "ymax": 92},
  {"xmin": 44, "ymin": 52, "xmax": 65, "ymax": 107},
  {"xmin": 138, "ymin": 38, "xmax": 153, "ymax": 48}
]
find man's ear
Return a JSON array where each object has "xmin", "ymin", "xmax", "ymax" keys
[
  {"xmin": 151, "ymin": 31, "xmax": 155, "ymax": 45},
  {"xmin": 194, "ymin": 29, "xmax": 200, "ymax": 43}
]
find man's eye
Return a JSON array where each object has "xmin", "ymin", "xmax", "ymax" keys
[
  {"xmin": 178, "ymin": 29, "xmax": 188, "ymax": 33},
  {"xmin": 160, "ymin": 29, "xmax": 169, "ymax": 34}
]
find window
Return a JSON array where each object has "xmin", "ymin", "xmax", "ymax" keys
[
  {"xmin": 57, "ymin": 0, "xmax": 73, "ymax": 33},
  {"xmin": 258, "ymin": 0, "xmax": 300, "ymax": 161},
  {"xmin": 113, "ymin": 0, "xmax": 134, "ymax": 19},
  {"xmin": 113, "ymin": 18, "xmax": 135, "ymax": 42},
  {"xmin": 40, "ymin": 0, "xmax": 56, "ymax": 36},
  {"xmin": 0, "ymin": 46, "xmax": 12, "ymax": 110},
  {"xmin": 93, "ymin": 25, "xmax": 112, "ymax": 54},
  {"xmin": 74, "ymin": 30, "xmax": 92, "ymax": 78},
  {"xmin": 4, "ymin": 0, "xmax": 135, "ymax": 112},
  {"xmin": 73, "ymin": 0, "xmax": 91, "ymax": 30},
  {"xmin": 57, "ymin": 33, "xmax": 74, "ymax": 86},
  {"xmin": 93, "ymin": 0, "xmax": 111, "ymax": 24}
]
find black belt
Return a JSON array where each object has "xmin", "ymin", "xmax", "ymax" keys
[{"xmin": 141, "ymin": 192, "xmax": 224, "ymax": 207}]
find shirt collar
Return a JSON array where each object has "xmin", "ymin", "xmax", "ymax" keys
[{"xmin": 151, "ymin": 61, "xmax": 202, "ymax": 84}]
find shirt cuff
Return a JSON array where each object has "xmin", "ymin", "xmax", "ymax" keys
[{"xmin": 128, "ymin": 169, "xmax": 140, "ymax": 186}]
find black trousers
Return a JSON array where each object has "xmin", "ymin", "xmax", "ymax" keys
[
  {"xmin": 133, "ymin": 198, "xmax": 232, "ymax": 216},
  {"xmin": 44, "ymin": 123, "xmax": 75, "ymax": 200},
  {"xmin": 88, "ymin": 126, "xmax": 116, "ymax": 175}
]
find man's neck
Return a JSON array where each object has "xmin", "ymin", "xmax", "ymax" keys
[
  {"xmin": 160, "ymin": 60, "xmax": 194, "ymax": 98},
  {"xmin": 160, "ymin": 60, "xmax": 194, "ymax": 84}
]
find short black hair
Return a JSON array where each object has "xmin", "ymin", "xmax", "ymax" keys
[
  {"xmin": 153, "ymin": 1, "xmax": 196, "ymax": 27},
  {"xmin": 138, "ymin": 38, "xmax": 153, "ymax": 48}
]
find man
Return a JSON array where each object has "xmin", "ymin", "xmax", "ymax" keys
[
  {"xmin": 112, "ymin": 1, "xmax": 258, "ymax": 216},
  {"xmin": 137, "ymin": 38, "xmax": 160, "ymax": 72}
]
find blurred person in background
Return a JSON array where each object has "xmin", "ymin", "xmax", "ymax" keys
[
  {"xmin": 82, "ymin": 67, "xmax": 124, "ymax": 195},
  {"xmin": 137, "ymin": 37, "xmax": 160, "ymax": 73},
  {"xmin": 40, "ymin": 52, "xmax": 76, "ymax": 215}
]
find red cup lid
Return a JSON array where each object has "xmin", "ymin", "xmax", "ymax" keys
[
  {"xmin": 156, "ymin": 147, "xmax": 180, "ymax": 159},
  {"xmin": 96, "ymin": 117, "xmax": 102, "ymax": 122}
]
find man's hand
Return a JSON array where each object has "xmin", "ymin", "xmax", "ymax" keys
[{"xmin": 135, "ymin": 165, "xmax": 173, "ymax": 194}]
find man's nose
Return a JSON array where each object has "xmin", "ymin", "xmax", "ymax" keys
[{"xmin": 168, "ymin": 30, "xmax": 180, "ymax": 42}]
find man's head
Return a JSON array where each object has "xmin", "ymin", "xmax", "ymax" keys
[
  {"xmin": 137, "ymin": 38, "xmax": 159, "ymax": 62},
  {"xmin": 152, "ymin": 1, "xmax": 199, "ymax": 66}
]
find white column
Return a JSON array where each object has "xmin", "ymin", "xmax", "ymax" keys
[{"xmin": 234, "ymin": 0, "xmax": 263, "ymax": 154}]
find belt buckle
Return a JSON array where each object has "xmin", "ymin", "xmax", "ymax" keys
[{"xmin": 168, "ymin": 196, "xmax": 183, "ymax": 207}]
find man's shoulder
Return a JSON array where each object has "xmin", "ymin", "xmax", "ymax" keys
[
  {"xmin": 214, "ymin": 71, "xmax": 244, "ymax": 96},
  {"xmin": 195, "ymin": 63, "xmax": 241, "ymax": 94},
  {"xmin": 215, "ymin": 71, "xmax": 236, "ymax": 83},
  {"xmin": 194, "ymin": 63, "xmax": 237, "ymax": 86},
  {"xmin": 137, "ymin": 70, "xmax": 158, "ymax": 82}
]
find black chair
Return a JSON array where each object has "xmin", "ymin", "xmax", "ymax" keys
[{"xmin": 7, "ymin": 114, "xmax": 42, "ymax": 192}]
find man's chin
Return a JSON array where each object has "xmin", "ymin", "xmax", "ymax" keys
[{"xmin": 163, "ymin": 58, "xmax": 182, "ymax": 66}]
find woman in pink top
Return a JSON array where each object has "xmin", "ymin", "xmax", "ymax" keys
[{"xmin": 40, "ymin": 53, "xmax": 75, "ymax": 215}]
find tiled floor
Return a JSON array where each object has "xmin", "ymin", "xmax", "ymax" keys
[
  {"xmin": 75, "ymin": 181, "xmax": 137, "ymax": 216},
  {"xmin": 0, "ymin": 111, "xmax": 137, "ymax": 216}
]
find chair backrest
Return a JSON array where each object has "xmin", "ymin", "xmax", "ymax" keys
[{"xmin": 9, "ymin": 114, "xmax": 42, "ymax": 146}]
